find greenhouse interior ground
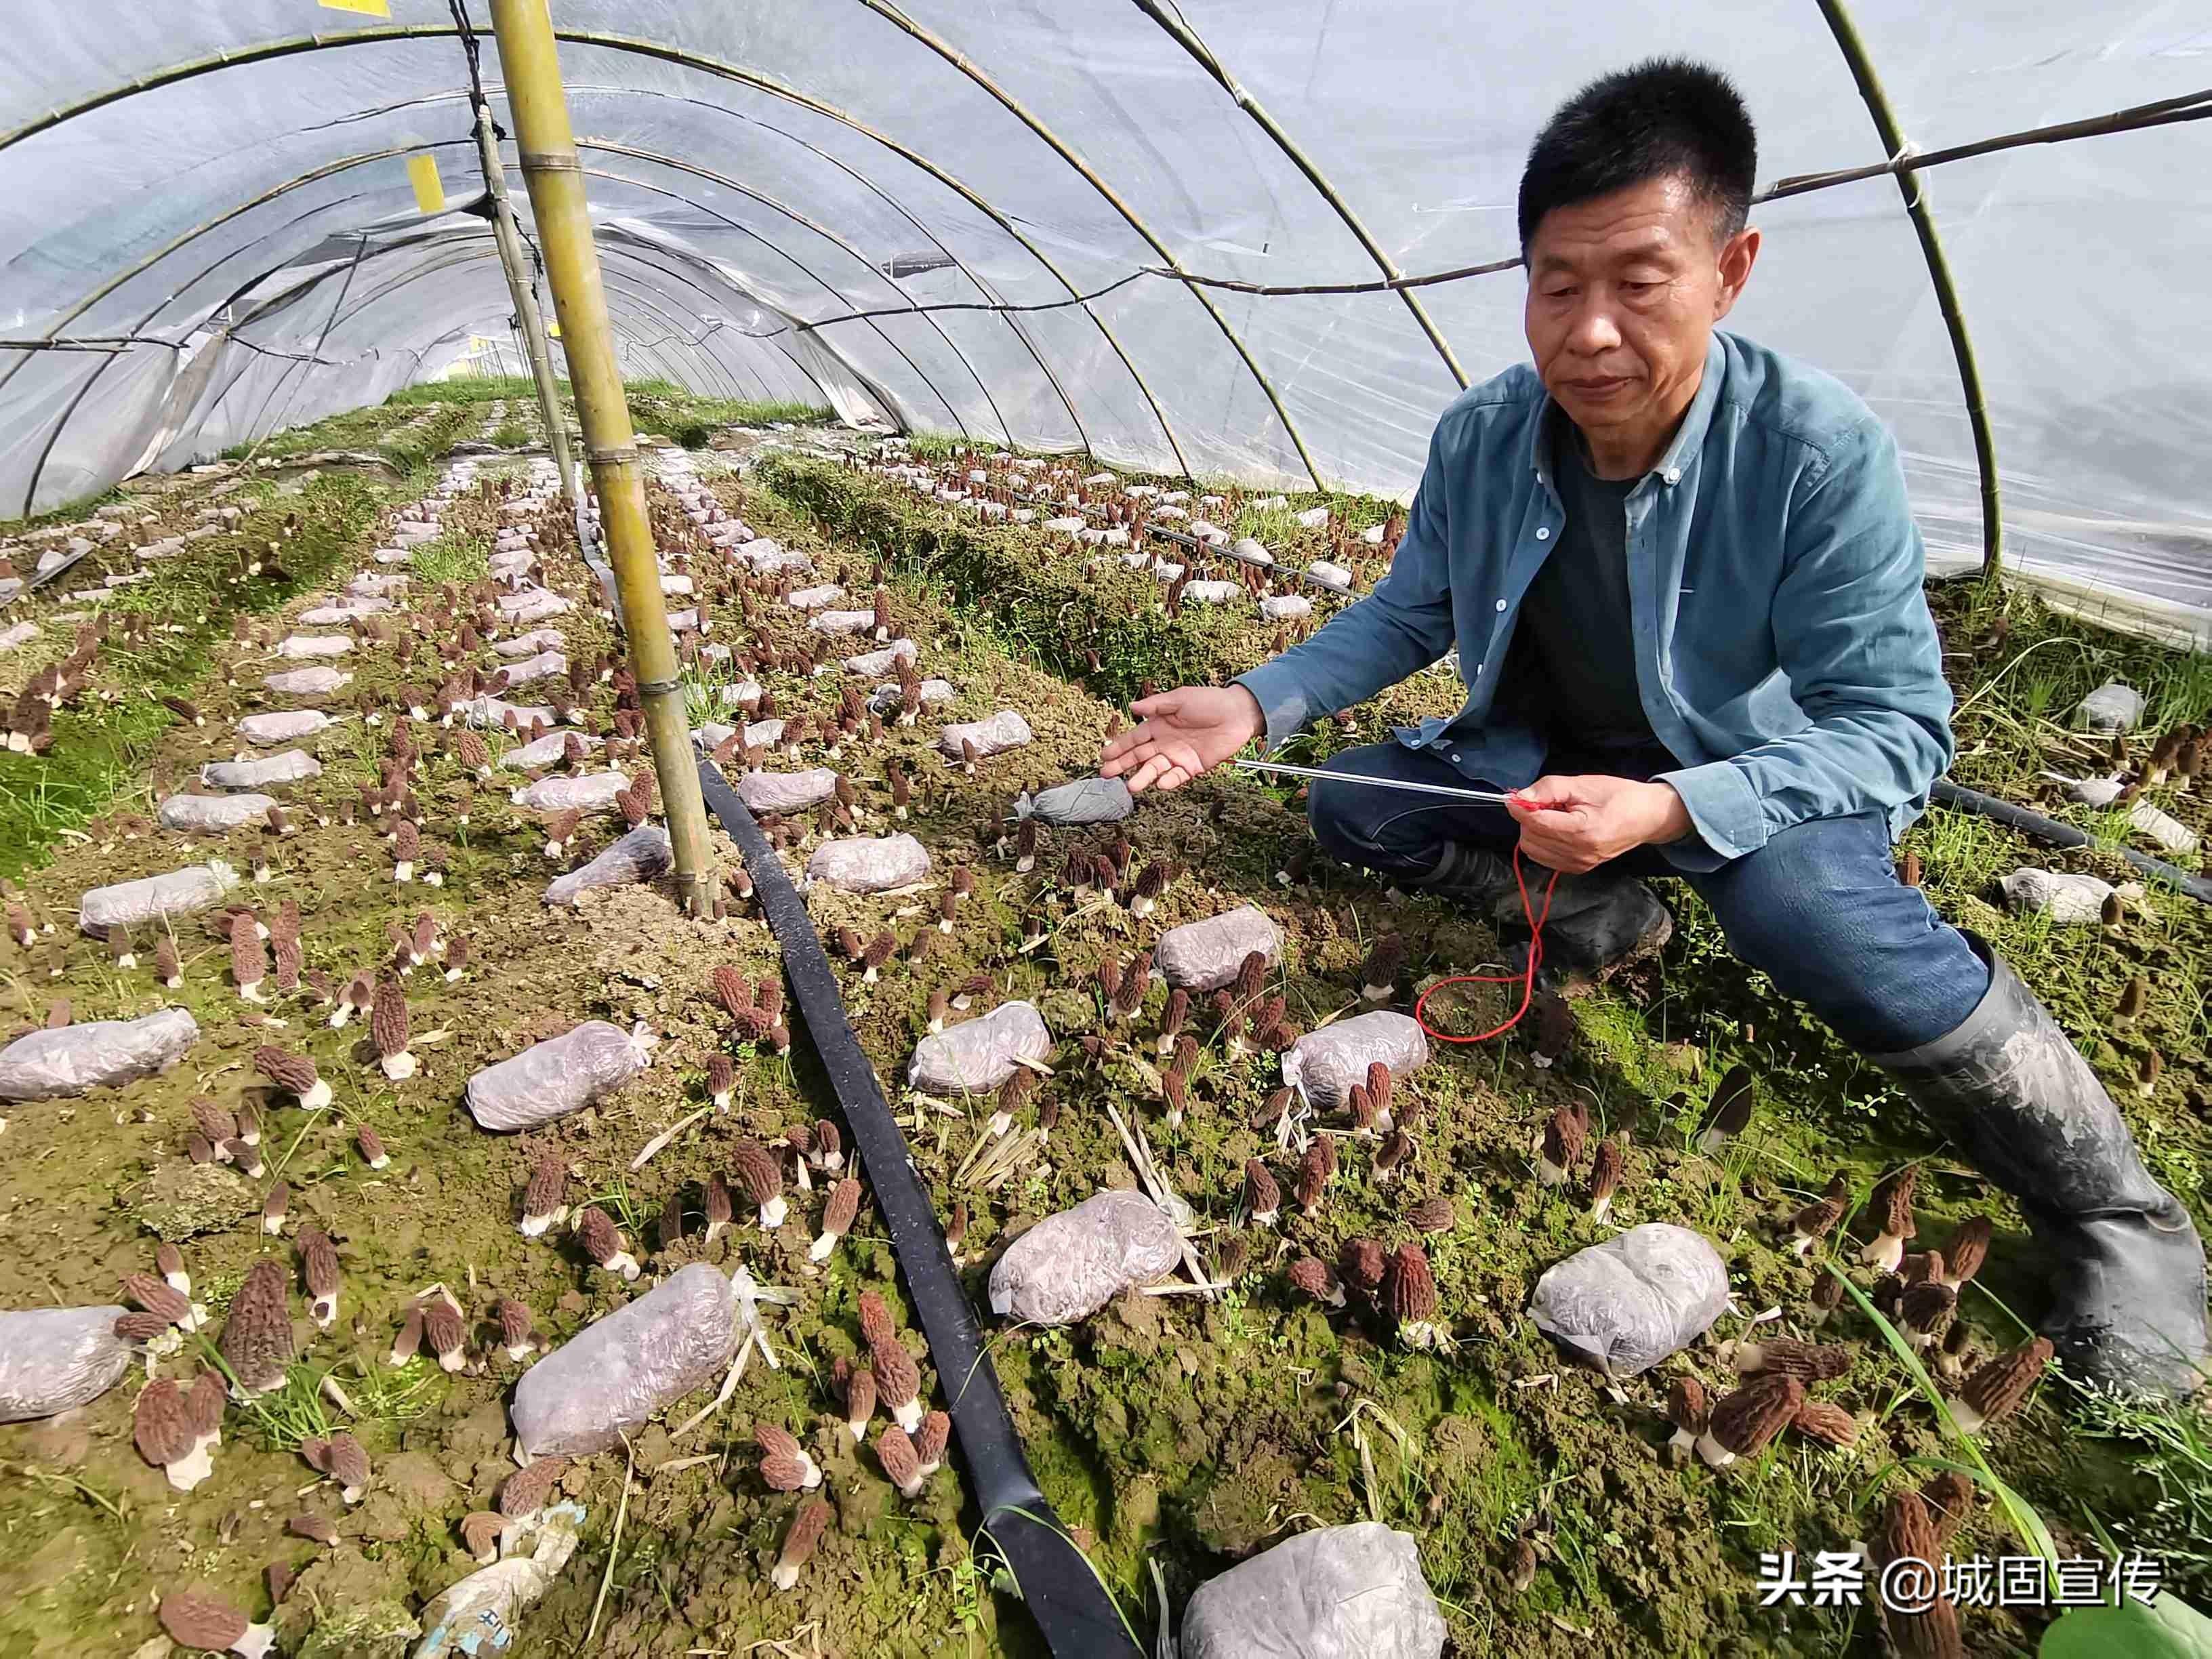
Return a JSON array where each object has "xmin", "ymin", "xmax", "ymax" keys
[{"xmin": 3, "ymin": 6, "xmax": 2212, "ymax": 1659}]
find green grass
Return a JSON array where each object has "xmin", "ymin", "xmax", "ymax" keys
[{"xmin": 407, "ymin": 527, "xmax": 491, "ymax": 586}]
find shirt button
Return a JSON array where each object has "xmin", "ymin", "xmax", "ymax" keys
[
  {"xmin": 1495, "ymin": 598, "xmax": 1507, "ymax": 612},
  {"xmin": 1450, "ymin": 754, "xmax": 1460, "ymax": 763},
  {"xmin": 1475, "ymin": 661, "xmax": 1485, "ymax": 674},
  {"xmin": 1663, "ymin": 468, "xmax": 1681, "ymax": 485},
  {"xmin": 1535, "ymin": 527, "xmax": 1551, "ymax": 540}
]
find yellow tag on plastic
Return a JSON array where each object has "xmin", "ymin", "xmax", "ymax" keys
[
  {"xmin": 319, "ymin": 0, "xmax": 392, "ymax": 16},
  {"xmin": 407, "ymin": 155, "xmax": 446, "ymax": 216},
  {"xmin": 546, "ymin": 319, "xmax": 562, "ymax": 339}
]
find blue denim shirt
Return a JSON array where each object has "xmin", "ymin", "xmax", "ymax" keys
[{"xmin": 1236, "ymin": 330, "xmax": 1954, "ymax": 871}]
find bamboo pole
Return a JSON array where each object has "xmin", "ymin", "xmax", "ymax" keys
[
  {"xmin": 474, "ymin": 103, "xmax": 578, "ymax": 512},
  {"xmin": 1814, "ymin": 0, "xmax": 2003, "ymax": 577},
  {"xmin": 487, "ymin": 0, "xmax": 716, "ymax": 917}
]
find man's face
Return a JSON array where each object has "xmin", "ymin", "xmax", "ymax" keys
[{"xmin": 1523, "ymin": 173, "xmax": 1759, "ymax": 451}]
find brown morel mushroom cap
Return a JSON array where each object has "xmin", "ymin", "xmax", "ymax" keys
[
  {"xmin": 1382, "ymin": 1242, "xmax": 1439, "ymax": 1332},
  {"xmin": 1790, "ymin": 1398, "xmax": 1860, "ymax": 1449},
  {"xmin": 218, "ymin": 1257, "xmax": 294, "ymax": 1395},
  {"xmin": 1788, "ymin": 1172, "xmax": 1850, "ymax": 1256},
  {"xmin": 1292, "ymin": 1140, "xmax": 1332, "ymax": 1214},
  {"xmin": 1730, "ymin": 1336, "xmax": 1853, "ymax": 1382},
  {"xmin": 1408, "ymin": 1194, "xmax": 1456, "ymax": 1233},
  {"xmin": 733, "ymin": 1139, "xmax": 787, "ymax": 1229},
  {"xmin": 1697, "ymin": 1064, "xmax": 1757, "ymax": 1153},
  {"xmin": 754, "ymin": 1422, "xmax": 820, "ymax": 1492},
  {"xmin": 1664, "ymin": 1375, "xmax": 1710, "ymax": 1457},
  {"xmin": 299, "ymin": 1228, "xmax": 341, "ymax": 1317},
  {"xmin": 774, "ymin": 1496, "xmax": 834, "ymax": 1591},
  {"xmin": 577, "ymin": 1205, "xmax": 626, "ymax": 1265},
  {"xmin": 1360, "ymin": 932, "xmax": 1406, "ymax": 998},
  {"xmin": 1953, "ymin": 1336, "xmax": 2053, "ymax": 1434},
  {"xmin": 192, "ymin": 1096, "xmax": 239, "ymax": 1145},
  {"xmin": 1337, "ymin": 1237, "xmax": 1387, "ymax": 1300},
  {"xmin": 845, "ymin": 1364, "xmax": 878, "ymax": 1438},
  {"xmin": 253, "ymin": 1044, "xmax": 325, "ymax": 1103},
  {"xmin": 356, "ymin": 1124, "xmax": 388, "ymax": 1168},
  {"xmin": 1862, "ymin": 1166, "xmax": 1919, "ymax": 1272},
  {"xmin": 324, "ymin": 1431, "xmax": 370, "ymax": 1501},
  {"xmin": 498, "ymin": 1457, "xmax": 567, "ymax": 1520},
  {"xmin": 115, "ymin": 1309, "xmax": 173, "ymax": 1343},
  {"xmin": 1538, "ymin": 1107, "xmax": 1584, "ymax": 1185},
  {"xmin": 422, "ymin": 1297, "xmax": 467, "ymax": 1370},
  {"xmin": 520, "ymin": 1156, "xmax": 567, "ymax": 1235},
  {"xmin": 1589, "ymin": 1137, "xmax": 1624, "ymax": 1218},
  {"xmin": 134, "ymin": 1378, "xmax": 197, "ymax": 1475},
  {"xmin": 159, "ymin": 1589, "xmax": 268, "ymax": 1659},
  {"xmin": 1243, "ymin": 1160, "xmax": 1281, "ymax": 1222},
  {"xmin": 370, "ymin": 974, "xmax": 413, "ymax": 1079},
  {"xmin": 121, "ymin": 1271, "xmax": 193, "ymax": 1330},
  {"xmin": 1696, "ymin": 1374, "xmax": 1805, "ymax": 1467},
  {"xmin": 1287, "ymin": 1256, "xmax": 1344, "ymax": 1307},
  {"xmin": 1899, "ymin": 1279, "xmax": 1958, "ymax": 1345},
  {"xmin": 496, "ymin": 1298, "xmax": 535, "ymax": 1354},
  {"xmin": 1943, "ymin": 1216, "xmax": 1992, "ymax": 1288},
  {"xmin": 286, "ymin": 1512, "xmax": 340, "ymax": 1547},
  {"xmin": 459, "ymin": 1510, "xmax": 506, "ymax": 1564},
  {"xmin": 914, "ymin": 1409, "xmax": 950, "ymax": 1473},
  {"xmin": 1920, "ymin": 1470, "xmax": 1978, "ymax": 1543},
  {"xmin": 876, "ymin": 1423, "xmax": 924, "ymax": 1497}
]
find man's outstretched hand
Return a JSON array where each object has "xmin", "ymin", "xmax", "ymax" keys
[
  {"xmin": 1099, "ymin": 685, "xmax": 1264, "ymax": 794},
  {"xmin": 1505, "ymin": 774, "xmax": 1693, "ymax": 874}
]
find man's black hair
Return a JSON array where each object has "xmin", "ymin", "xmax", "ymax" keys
[{"xmin": 1517, "ymin": 59, "xmax": 1757, "ymax": 253}]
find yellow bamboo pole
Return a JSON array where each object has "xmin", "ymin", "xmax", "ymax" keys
[
  {"xmin": 488, "ymin": 0, "xmax": 716, "ymax": 916},
  {"xmin": 474, "ymin": 102, "xmax": 579, "ymax": 513}
]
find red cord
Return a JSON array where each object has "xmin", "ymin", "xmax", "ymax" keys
[{"xmin": 1412, "ymin": 844, "xmax": 1562, "ymax": 1044}]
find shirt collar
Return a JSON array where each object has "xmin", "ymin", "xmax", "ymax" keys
[{"xmin": 1528, "ymin": 331, "xmax": 1727, "ymax": 491}]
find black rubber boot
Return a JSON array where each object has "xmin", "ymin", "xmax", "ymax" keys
[
  {"xmin": 1410, "ymin": 844, "xmax": 1673, "ymax": 980},
  {"xmin": 1873, "ymin": 933, "xmax": 2210, "ymax": 1399}
]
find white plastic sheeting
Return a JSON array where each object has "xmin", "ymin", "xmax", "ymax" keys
[{"xmin": 0, "ymin": 3, "xmax": 2205, "ymax": 633}]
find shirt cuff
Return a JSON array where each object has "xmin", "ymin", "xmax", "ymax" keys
[
  {"xmin": 1233, "ymin": 659, "xmax": 1314, "ymax": 754},
  {"xmin": 1656, "ymin": 760, "xmax": 1768, "ymax": 863}
]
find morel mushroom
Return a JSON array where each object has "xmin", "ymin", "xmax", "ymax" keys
[
  {"xmin": 705, "ymin": 1053, "xmax": 735, "ymax": 1111},
  {"xmin": 859, "ymin": 1290, "xmax": 925, "ymax": 1432},
  {"xmin": 876, "ymin": 1424, "xmax": 926, "ymax": 1498},
  {"xmin": 333, "ymin": 970, "xmax": 373, "ymax": 1029},
  {"xmin": 733, "ymin": 1139, "xmax": 787, "ymax": 1230},
  {"xmin": 1538, "ymin": 1107, "xmax": 1584, "ymax": 1186},
  {"xmin": 422, "ymin": 1294, "xmax": 468, "ymax": 1372},
  {"xmin": 1382, "ymin": 1242, "xmax": 1440, "ymax": 1348},
  {"xmin": 1697, "ymin": 1065, "xmax": 1755, "ymax": 1153},
  {"xmin": 1860, "ymin": 1166, "xmax": 1919, "ymax": 1273},
  {"xmin": 773, "ymin": 1496, "xmax": 833, "ymax": 1591},
  {"xmin": 392, "ymin": 819, "xmax": 419, "ymax": 883},
  {"xmin": 157, "ymin": 1240, "xmax": 191, "ymax": 1296},
  {"xmin": 1287, "ymin": 1255, "xmax": 1345, "ymax": 1309},
  {"xmin": 261, "ymin": 1181, "xmax": 291, "ymax": 1237},
  {"xmin": 812, "ymin": 1178, "xmax": 861, "ymax": 1263},
  {"xmin": 1942, "ymin": 1217, "xmax": 1992, "ymax": 1288},
  {"xmin": 1292, "ymin": 1139, "xmax": 1332, "ymax": 1216},
  {"xmin": 1663, "ymin": 1376, "xmax": 1708, "ymax": 1461},
  {"xmin": 1589, "ymin": 1137, "xmax": 1624, "ymax": 1223},
  {"xmin": 811, "ymin": 1119, "xmax": 844, "ymax": 1174},
  {"xmin": 218, "ymin": 1258, "xmax": 293, "ymax": 1396},
  {"xmin": 252, "ymin": 1044, "xmax": 330, "ymax": 1111},
  {"xmin": 844, "ymin": 1366, "xmax": 877, "ymax": 1443},
  {"xmin": 159, "ymin": 1589, "xmax": 274, "ymax": 1659},
  {"xmin": 1872, "ymin": 1490, "xmax": 1965, "ymax": 1659},
  {"xmin": 136, "ymin": 1378, "xmax": 215, "ymax": 1491},
  {"xmin": 389, "ymin": 1306, "xmax": 423, "ymax": 1368},
  {"xmin": 356, "ymin": 1123, "xmax": 390, "ymax": 1170},
  {"xmin": 1338, "ymin": 1237, "xmax": 1387, "ymax": 1304},
  {"xmin": 370, "ymin": 975, "xmax": 414, "ymax": 1080},
  {"xmin": 755, "ymin": 1422, "xmax": 823, "ymax": 1492},
  {"xmin": 495, "ymin": 1298, "xmax": 538, "ymax": 1362},
  {"xmin": 1921, "ymin": 1470, "xmax": 1978, "ymax": 1543},
  {"xmin": 230, "ymin": 912, "xmax": 268, "ymax": 1003},
  {"xmin": 299, "ymin": 1228, "xmax": 342, "ymax": 1330},
  {"xmin": 1242, "ymin": 1160, "xmax": 1280, "ymax": 1227},
  {"xmin": 1725, "ymin": 1336, "xmax": 1852, "ymax": 1381},
  {"xmin": 497, "ymin": 1457, "xmax": 567, "ymax": 1523},
  {"xmin": 1408, "ymin": 1194, "xmax": 1455, "ymax": 1234},
  {"xmin": 122, "ymin": 1270, "xmax": 200, "ymax": 1334},
  {"xmin": 323, "ymin": 1431, "xmax": 371, "ymax": 1505},
  {"xmin": 1360, "ymin": 933, "xmax": 1405, "ymax": 1003},
  {"xmin": 1950, "ymin": 1336, "xmax": 2052, "ymax": 1435},
  {"xmin": 1899, "ymin": 1280, "xmax": 1958, "ymax": 1351},
  {"xmin": 155, "ymin": 933, "xmax": 183, "ymax": 988},
  {"xmin": 1790, "ymin": 1397, "xmax": 1860, "ymax": 1450},
  {"xmin": 459, "ymin": 1511, "xmax": 506, "ymax": 1565},
  {"xmin": 286, "ymin": 1512, "xmax": 340, "ymax": 1547},
  {"xmin": 913, "ymin": 1410, "xmax": 949, "ymax": 1479},
  {"xmin": 1128, "ymin": 858, "xmax": 1170, "ymax": 919},
  {"xmin": 1788, "ymin": 1172, "xmax": 1849, "ymax": 1258},
  {"xmin": 520, "ymin": 1156, "xmax": 568, "ymax": 1237},
  {"xmin": 1695, "ymin": 1374, "xmax": 1804, "ymax": 1468},
  {"xmin": 578, "ymin": 1205, "xmax": 640, "ymax": 1281}
]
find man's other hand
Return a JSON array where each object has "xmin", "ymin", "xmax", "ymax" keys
[
  {"xmin": 1099, "ymin": 685, "xmax": 1264, "ymax": 794},
  {"xmin": 1505, "ymin": 774, "xmax": 1692, "ymax": 874}
]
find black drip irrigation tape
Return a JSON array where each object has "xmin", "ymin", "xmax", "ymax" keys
[
  {"xmin": 696, "ymin": 758, "xmax": 1144, "ymax": 1659},
  {"xmin": 1933, "ymin": 777, "xmax": 2212, "ymax": 905}
]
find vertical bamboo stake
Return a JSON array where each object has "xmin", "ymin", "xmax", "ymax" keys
[
  {"xmin": 1815, "ymin": 0, "xmax": 2003, "ymax": 578},
  {"xmin": 488, "ymin": 0, "xmax": 717, "ymax": 916},
  {"xmin": 474, "ymin": 101, "xmax": 578, "ymax": 512}
]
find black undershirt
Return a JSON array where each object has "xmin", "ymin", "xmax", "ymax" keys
[{"xmin": 1505, "ymin": 415, "xmax": 1659, "ymax": 753}]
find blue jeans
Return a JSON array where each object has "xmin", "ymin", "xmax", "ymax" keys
[{"xmin": 1307, "ymin": 741, "xmax": 1989, "ymax": 1054}]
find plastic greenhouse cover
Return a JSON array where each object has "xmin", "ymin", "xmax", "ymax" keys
[{"xmin": 0, "ymin": 3, "xmax": 2205, "ymax": 636}]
